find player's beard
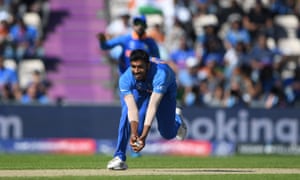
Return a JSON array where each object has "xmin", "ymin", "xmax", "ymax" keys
[
  {"xmin": 134, "ymin": 68, "xmax": 148, "ymax": 81},
  {"xmin": 134, "ymin": 72, "xmax": 144, "ymax": 81}
]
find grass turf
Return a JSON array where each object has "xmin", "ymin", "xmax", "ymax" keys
[
  {"xmin": 1, "ymin": 175, "xmax": 300, "ymax": 180},
  {"xmin": 0, "ymin": 154, "xmax": 299, "ymax": 169},
  {"xmin": 0, "ymin": 154, "xmax": 299, "ymax": 179}
]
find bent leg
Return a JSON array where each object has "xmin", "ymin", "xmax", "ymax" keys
[{"xmin": 156, "ymin": 96, "xmax": 181, "ymax": 139}]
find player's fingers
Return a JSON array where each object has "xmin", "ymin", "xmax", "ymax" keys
[
  {"xmin": 129, "ymin": 139, "xmax": 135, "ymax": 146},
  {"xmin": 137, "ymin": 145, "xmax": 145, "ymax": 152},
  {"xmin": 132, "ymin": 140, "xmax": 144, "ymax": 152},
  {"xmin": 132, "ymin": 144, "xmax": 139, "ymax": 151},
  {"xmin": 129, "ymin": 135, "xmax": 138, "ymax": 146},
  {"xmin": 132, "ymin": 145, "xmax": 143, "ymax": 152}
]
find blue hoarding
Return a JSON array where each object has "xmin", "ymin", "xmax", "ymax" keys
[{"xmin": 0, "ymin": 105, "xmax": 299, "ymax": 145}]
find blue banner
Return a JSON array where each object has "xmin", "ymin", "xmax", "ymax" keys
[
  {"xmin": 0, "ymin": 105, "xmax": 299, "ymax": 145},
  {"xmin": 0, "ymin": 105, "xmax": 121, "ymax": 139}
]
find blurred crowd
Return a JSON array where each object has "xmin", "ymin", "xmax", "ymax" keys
[
  {"xmin": 104, "ymin": 0, "xmax": 300, "ymax": 109},
  {"xmin": 2, "ymin": 0, "xmax": 300, "ymax": 108},
  {"xmin": 0, "ymin": 0, "xmax": 50, "ymax": 104}
]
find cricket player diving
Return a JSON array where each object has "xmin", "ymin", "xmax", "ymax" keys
[{"xmin": 107, "ymin": 49, "xmax": 187, "ymax": 170}]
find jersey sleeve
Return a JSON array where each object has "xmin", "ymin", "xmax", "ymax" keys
[
  {"xmin": 119, "ymin": 68, "xmax": 133, "ymax": 96},
  {"xmin": 100, "ymin": 35, "xmax": 127, "ymax": 50},
  {"xmin": 152, "ymin": 67, "xmax": 169, "ymax": 94}
]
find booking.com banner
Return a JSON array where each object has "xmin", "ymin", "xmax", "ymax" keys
[{"xmin": 0, "ymin": 105, "xmax": 299, "ymax": 145}]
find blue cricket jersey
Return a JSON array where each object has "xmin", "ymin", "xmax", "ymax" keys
[
  {"xmin": 115, "ymin": 59, "xmax": 181, "ymax": 162},
  {"xmin": 100, "ymin": 32, "xmax": 160, "ymax": 74},
  {"xmin": 119, "ymin": 60, "xmax": 177, "ymax": 99}
]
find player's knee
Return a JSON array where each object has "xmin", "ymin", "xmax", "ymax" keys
[{"xmin": 159, "ymin": 131, "xmax": 175, "ymax": 140}]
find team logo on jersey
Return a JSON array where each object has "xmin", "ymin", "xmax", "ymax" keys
[{"xmin": 156, "ymin": 85, "xmax": 166, "ymax": 91}]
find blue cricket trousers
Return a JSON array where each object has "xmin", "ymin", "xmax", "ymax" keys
[{"xmin": 114, "ymin": 89, "xmax": 181, "ymax": 161}]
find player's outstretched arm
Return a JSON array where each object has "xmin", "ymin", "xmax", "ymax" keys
[
  {"xmin": 143, "ymin": 92, "xmax": 163, "ymax": 128},
  {"xmin": 131, "ymin": 93, "xmax": 163, "ymax": 152},
  {"xmin": 124, "ymin": 94, "xmax": 142, "ymax": 152},
  {"xmin": 124, "ymin": 94, "xmax": 139, "ymax": 134}
]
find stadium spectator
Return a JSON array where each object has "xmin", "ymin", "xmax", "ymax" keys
[
  {"xmin": 269, "ymin": 0, "xmax": 297, "ymax": 15},
  {"xmin": 177, "ymin": 56, "xmax": 201, "ymax": 106},
  {"xmin": 223, "ymin": 69, "xmax": 247, "ymax": 108},
  {"xmin": 147, "ymin": 23, "xmax": 170, "ymax": 60},
  {"xmin": 248, "ymin": 33, "xmax": 279, "ymax": 91},
  {"xmin": 98, "ymin": 1, "xmax": 300, "ymax": 108},
  {"xmin": 225, "ymin": 13, "xmax": 251, "ymax": 49},
  {"xmin": 0, "ymin": 20, "xmax": 10, "ymax": 56},
  {"xmin": 169, "ymin": 35, "xmax": 196, "ymax": 73},
  {"xmin": 1, "ymin": 0, "xmax": 297, "ymax": 108},
  {"xmin": 20, "ymin": 82, "xmax": 49, "ymax": 104},
  {"xmin": 291, "ymin": 67, "xmax": 300, "ymax": 105},
  {"xmin": 106, "ymin": 10, "xmax": 131, "ymax": 38},
  {"xmin": 261, "ymin": 17, "xmax": 287, "ymax": 44},
  {"xmin": 19, "ymin": 67, "xmax": 50, "ymax": 105},
  {"xmin": 164, "ymin": 18, "xmax": 185, "ymax": 54},
  {"xmin": 22, "ymin": 0, "xmax": 50, "ymax": 32},
  {"xmin": 217, "ymin": 0, "xmax": 244, "ymax": 25},
  {"xmin": 7, "ymin": 17, "xmax": 39, "ymax": 62},
  {"xmin": 243, "ymin": 0, "xmax": 272, "ymax": 40},
  {"xmin": 0, "ymin": 0, "xmax": 48, "ymax": 104},
  {"xmin": 223, "ymin": 41, "xmax": 240, "ymax": 80},
  {"xmin": 198, "ymin": 24, "xmax": 225, "ymax": 66},
  {"xmin": 0, "ymin": 20, "xmax": 9, "ymax": 41},
  {"xmin": 208, "ymin": 83, "xmax": 225, "ymax": 107},
  {"xmin": 198, "ymin": 54, "xmax": 224, "ymax": 106},
  {"xmin": 173, "ymin": 0, "xmax": 197, "ymax": 46},
  {"xmin": 26, "ymin": 69, "xmax": 51, "ymax": 99},
  {"xmin": 0, "ymin": 0, "xmax": 12, "ymax": 23},
  {"xmin": 0, "ymin": 54, "xmax": 20, "ymax": 102}
]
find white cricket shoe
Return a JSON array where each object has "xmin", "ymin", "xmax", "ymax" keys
[
  {"xmin": 176, "ymin": 107, "xmax": 187, "ymax": 140},
  {"xmin": 107, "ymin": 156, "xmax": 128, "ymax": 170}
]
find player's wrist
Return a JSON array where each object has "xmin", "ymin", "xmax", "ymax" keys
[
  {"xmin": 130, "ymin": 121, "xmax": 139, "ymax": 136},
  {"xmin": 141, "ymin": 125, "xmax": 151, "ymax": 139}
]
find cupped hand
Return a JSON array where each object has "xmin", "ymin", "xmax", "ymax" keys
[{"xmin": 130, "ymin": 135, "xmax": 145, "ymax": 152}]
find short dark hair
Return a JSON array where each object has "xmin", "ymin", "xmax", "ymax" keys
[
  {"xmin": 133, "ymin": 15, "xmax": 147, "ymax": 28},
  {"xmin": 129, "ymin": 49, "xmax": 150, "ymax": 63}
]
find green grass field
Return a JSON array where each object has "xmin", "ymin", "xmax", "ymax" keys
[{"xmin": 0, "ymin": 154, "xmax": 299, "ymax": 179}]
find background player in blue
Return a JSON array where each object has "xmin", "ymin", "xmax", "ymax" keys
[
  {"xmin": 107, "ymin": 49, "xmax": 187, "ymax": 170},
  {"xmin": 97, "ymin": 15, "xmax": 160, "ymax": 74}
]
